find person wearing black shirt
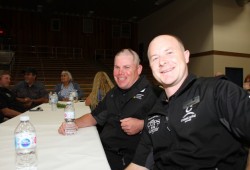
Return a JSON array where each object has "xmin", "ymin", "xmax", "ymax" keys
[
  {"xmin": 58, "ymin": 49, "xmax": 161, "ymax": 170},
  {"xmin": 0, "ymin": 71, "xmax": 25, "ymax": 123},
  {"xmin": 126, "ymin": 35, "xmax": 250, "ymax": 170}
]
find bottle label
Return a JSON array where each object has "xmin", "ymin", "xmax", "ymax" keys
[
  {"xmin": 64, "ymin": 111, "xmax": 75, "ymax": 119},
  {"xmin": 15, "ymin": 132, "xmax": 36, "ymax": 149}
]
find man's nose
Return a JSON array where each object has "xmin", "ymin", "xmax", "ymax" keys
[
  {"xmin": 159, "ymin": 56, "xmax": 168, "ymax": 66},
  {"xmin": 118, "ymin": 68, "xmax": 124, "ymax": 74}
]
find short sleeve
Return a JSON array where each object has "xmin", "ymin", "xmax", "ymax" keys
[{"xmin": 92, "ymin": 110, "xmax": 109, "ymax": 126}]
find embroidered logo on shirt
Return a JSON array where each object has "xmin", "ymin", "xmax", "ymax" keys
[
  {"xmin": 140, "ymin": 88, "xmax": 146, "ymax": 92},
  {"xmin": 147, "ymin": 115, "xmax": 160, "ymax": 134},
  {"xmin": 6, "ymin": 93, "xmax": 11, "ymax": 98},
  {"xmin": 181, "ymin": 105, "xmax": 196, "ymax": 123},
  {"xmin": 134, "ymin": 94, "xmax": 144, "ymax": 100},
  {"xmin": 133, "ymin": 88, "xmax": 146, "ymax": 100}
]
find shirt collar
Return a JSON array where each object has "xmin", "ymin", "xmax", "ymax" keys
[{"xmin": 160, "ymin": 73, "xmax": 197, "ymax": 102}]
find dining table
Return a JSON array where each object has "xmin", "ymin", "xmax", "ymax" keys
[{"xmin": 0, "ymin": 101, "xmax": 111, "ymax": 170}]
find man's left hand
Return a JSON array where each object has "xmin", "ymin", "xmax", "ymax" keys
[{"xmin": 120, "ymin": 118, "xmax": 144, "ymax": 135}]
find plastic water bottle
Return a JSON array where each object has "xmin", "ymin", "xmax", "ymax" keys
[
  {"xmin": 48, "ymin": 91, "xmax": 52, "ymax": 105},
  {"xmin": 54, "ymin": 92, "xmax": 58, "ymax": 103},
  {"xmin": 73, "ymin": 90, "xmax": 78, "ymax": 103},
  {"xmin": 51, "ymin": 93, "xmax": 58, "ymax": 111},
  {"xmin": 69, "ymin": 92, "xmax": 74, "ymax": 102},
  {"xmin": 14, "ymin": 115, "xmax": 37, "ymax": 170},
  {"xmin": 69, "ymin": 90, "xmax": 78, "ymax": 103},
  {"xmin": 64, "ymin": 102, "xmax": 76, "ymax": 135}
]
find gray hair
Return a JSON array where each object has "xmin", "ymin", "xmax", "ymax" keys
[
  {"xmin": 114, "ymin": 48, "xmax": 141, "ymax": 66},
  {"xmin": 61, "ymin": 70, "xmax": 73, "ymax": 81}
]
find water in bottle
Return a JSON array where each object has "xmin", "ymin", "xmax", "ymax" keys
[
  {"xmin": 51, "ymin": 93, "xmax": 58, "ymax": 111},
  {"xmin": 14, "ymin": 115, "xmax": 37, "ymax": 170},
  {"xmin": 64, "ymin": 102, "xmax": 76, "ymax": 135},
  {"xmin": 48, "ymin": 91, "xmax": 52, "ymax": 105},
  {"xmin": 69, "ymin": 92, "xmax": 74, "ymax": 102},
  {"xmin": 73, "ymin": 90, "xmax": 78, "ymax": 102},
  {"xmin": 69, "ymin": 90, "xmax": 78, "ymax": 103}
]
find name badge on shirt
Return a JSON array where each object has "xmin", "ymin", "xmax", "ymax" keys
[{"xmin": 182, "ymin": 96, "xmax": 200, "ymax": 109}]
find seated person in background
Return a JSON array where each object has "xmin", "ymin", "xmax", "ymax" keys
[
  {"xmin": 54, "ymin": 70, "xmax": 83, "ymax": 101},
  {"xmin": 12, "ymin": 67, "xmax": 48, "ymax": 110},
  {"xmin": 243, "ymin": 74, "xmax": 250, "ymax": 93},
  {"xmin": 58, "ymin": 48, "xmax": 161, "ymax": 170},
  {"xmin": 85, "ymin": 71, "xmax": 114, "ymax": 133},
  {"xmin": 214, "ymin": 71, "xmax": 224, "ymax": 77},
  {"xmin": 85, "ymin": 71, "xmax": 114, "ymax": 110},
  {"xmin": 0, "ymin": 71, "xmax": 25, "ymax": 123}
]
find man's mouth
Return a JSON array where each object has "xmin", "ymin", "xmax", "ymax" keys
[
  {"xmin": 160, "ymin": 67, "xmax": 174, "ymax": 74},
  {"xmin": 117, "ymin": 77, "xmax": 126, "ymax": 81}
]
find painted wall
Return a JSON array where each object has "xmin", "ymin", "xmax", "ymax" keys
[
  {"xmin": 214, "ymin": 55, "xmax": 250, "ymax": 78},
  {"xmin": 138, "ymin": 0, "xmax": 214, "ymax": 59},
  {"xmin": 188, "ymin": 55, "xmax": 214, "ymax": 77},
  {"xmin": 213, "ymin": 0, "xmax": 250, "ymax": 78},
  {"xmin": 213, "ymin": 0, "xmax": 250, "ymax": 53},
  {"xmin": 138, "ymin": 0, "xmax": 250, "ymax": 79}
]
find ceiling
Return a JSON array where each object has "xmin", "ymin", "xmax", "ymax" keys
[{"xmin": 0, "ymin": 0, "xmax": 175, "ymax": 21}]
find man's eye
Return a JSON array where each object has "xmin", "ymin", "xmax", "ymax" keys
[
  {"xmin": 166, "ymin": 51, "xmax": 173, "ymax": 55},
  {"xmin": 152, "ymin": 57, "xmax": 158, "ymax": 61}
]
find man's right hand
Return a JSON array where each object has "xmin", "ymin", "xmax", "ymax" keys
[{"xmin": 58, "ymin": 122, "xmax": 79, "ymax": 135}]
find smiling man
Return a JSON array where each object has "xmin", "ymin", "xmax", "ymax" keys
[
  {"xmin": 126, "ymin": 35, "xmax": 250, "ymax": 170},
  {"xmin": 58, "ymin": 48, "xmax": 161, "ymax": 170}
]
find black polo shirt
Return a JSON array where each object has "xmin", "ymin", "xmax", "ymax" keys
[
  {"xmin": 133, "ymin": 74, "xmax": 250, "ymax": 170},
  {"xmin": 0, "ymin": 87, "xmax": 25, "ymax": 122},
  {"xmin": 92, "ymin": 75, "xmax": 162, "ymax": 161}
]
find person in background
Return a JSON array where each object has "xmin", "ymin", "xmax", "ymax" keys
[
  {"xmin": 58, "ymin": 48, "xmax": 161, "ymax": 170},
  {"xmin": 85, "ymin": 71, "xmax": 114, "ymax": 110},
  {"xmin": 54, "ymin": 70, "xmax": 83, "ymax": 101},
  {"xmin": 0, "ymin": 71, "xmax": 25, "ymax": 123},
  {"xmin": 85, "ymin": 71, "xmax": 114, "ymax": 133},
  {"xmin": 243, "ymin": 74, "xmax": 250, "ymax": 93},
  {"xmin": 126, "ymin": 34, "xmax": 250, "ymax": 170},
  {"xmin": 12, "ymin": 67, "xmax": 48, "ymax": 110},
  {"xmin": 214, "ymin": 71, "xmax": 224, "ymax": 77}
]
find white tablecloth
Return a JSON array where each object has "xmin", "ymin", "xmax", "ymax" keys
[{"xmin": 0, "ymin": 102, "xmax": 111, "ymax": 170}]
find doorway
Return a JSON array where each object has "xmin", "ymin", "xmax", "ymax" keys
[{"xmin": 225, "ymin": 67, "xmax": 243, "ymax": 87}]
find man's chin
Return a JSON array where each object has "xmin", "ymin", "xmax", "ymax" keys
[{"xmin": 117, "ymin": 84, "xmax": 127, "ymax": 90}]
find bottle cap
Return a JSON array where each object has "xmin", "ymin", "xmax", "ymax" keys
[{"xmin": 20, "ymin": 115, "xmax": 30, "ymax": 121}]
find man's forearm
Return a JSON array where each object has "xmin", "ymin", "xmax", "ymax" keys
[
  {"xmin": 75, "ymin": 113, "xmax": 97, "ymax": 128},
  {"xmin": 1, "ymin": 108, "xmax": 21, "ymax": 118},
  {"xmin": 32, "ymin": 97, "xmax": 48, "ymax": 104}
]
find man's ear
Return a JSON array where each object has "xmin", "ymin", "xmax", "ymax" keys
[
  {"xmin": 137, "ymin": 64, "xmax": 143, "ymax": 75},
  {"xmin": 184, "ymin": 50, "xmax": 190, "ymax": 64}
]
